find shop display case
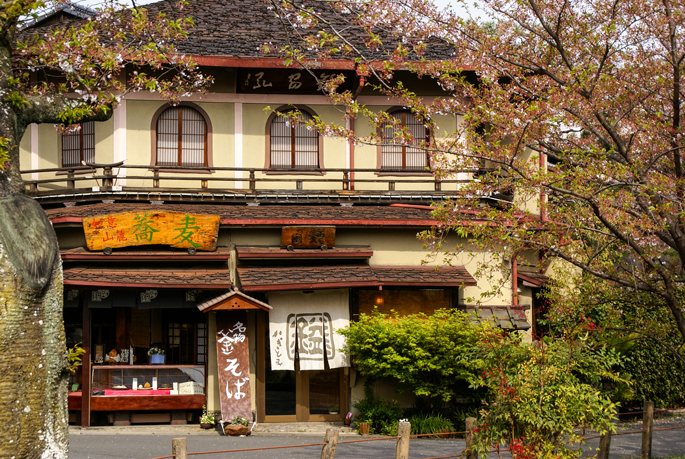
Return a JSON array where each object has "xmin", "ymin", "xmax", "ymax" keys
[{"xmin": 68, "ymin": 365, "xmax": 205, "ymax": 414}]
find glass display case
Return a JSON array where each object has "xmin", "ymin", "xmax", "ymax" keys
[{"xmin": 91, "ymin": 365, "xmax": 205, "ymax": 396}]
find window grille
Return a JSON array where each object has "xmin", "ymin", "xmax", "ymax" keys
[
  {"xmin": 381, "ymin": 110, "xmax": 429, "ymax": 170},
  {"xmin": 270, "ymin": 110, "xmax": 319, "ymax": 169},
  {"xmin": 62, "ymin": 121, "xmax": 95, "ymax": 167},
  {"xmin": 156, "ymin": 106, "xmax": 207, "ymax": 167}
]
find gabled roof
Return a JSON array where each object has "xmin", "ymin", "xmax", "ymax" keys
[
  {"xmin": 197, "ymin": 290, "xmax": 272, "ymax": 312},
  {"xmin": 22, "ymin": 2, "xmax": 95, "ymax": 30}
]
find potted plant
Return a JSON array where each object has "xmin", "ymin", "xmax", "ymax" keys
[
  {"xmin": 147, "ymin": 347, "xmax": 165, "ymax": 364},
  {"xmin": 224, "ymin": 415, "xmax": 251, "ymax": 436},
  {"xmin": 199, "ymin": 405, "xmax": 214, "ymax": 429},
  {"xmin": 328, "ymin": 405, "xmax": 339, "ymax": 415}
]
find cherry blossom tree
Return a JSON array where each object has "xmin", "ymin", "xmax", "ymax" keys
[
  {"xmin": 266, "ymin": 0, "xmax": 685, "ymax": 351},
  {"xmin": 0, "ymin": 1, "xmax": 209, "ymax": 456}
]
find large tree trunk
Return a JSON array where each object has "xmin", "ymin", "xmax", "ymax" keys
[{"xmin": 0, "ymin": 194, "xmax": 67, "ymax": 459}]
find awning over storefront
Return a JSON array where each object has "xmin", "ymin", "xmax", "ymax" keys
[
  {"xmin": 63, "ymin": 266, "xmax": 231, "ymax": 289},
  {"xmin": 61, "ymin": 247, "xmax": 231, "ymax": 261},
  {"xmin": 236, "ymin": 245, "xmax": 373, "ymax": 259},
  {"xmin": 517, "ymin": 271, "xmax": 549, "ymax": 288},
  {"xmin": 466, "ymin": 305, "xmax": 531, "ymax": 331},
  {"xmin": 237, "ymin": 264, "xmax": 477, "ymax": 291}
]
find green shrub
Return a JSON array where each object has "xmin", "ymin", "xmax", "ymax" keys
[
  {"xmin": 408, "ymin": 413, "xmax": 455, "ymax": 437},
  {"xmin": 354, "ymin": 379, "xmax": 403, "ymax": 436},
  {"xmin": 471, "ymin": 327, "xmax": 623, "ymax": 459},
  {"xmin": 617, "ymin": 337, "xmax": 685, "ymax": 408},
  {"xmin": 340, "ymin": 308, "xmax": 485, "ymax": 404}
]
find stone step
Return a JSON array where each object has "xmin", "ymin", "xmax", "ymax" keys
[{"xmin": 252, "ymin": 422, "xmax": 357, "ymax": 436}]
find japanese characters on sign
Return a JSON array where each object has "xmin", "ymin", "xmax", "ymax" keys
[
  {"xmin": 286, "ymin": 313, "xmax": 335, "ymax": 362},
  {"xmin": 216, "ymin": 311, "xmax": 252, "ymax": 423},
  {"xmin": 281, "ymin": 226, "xmax": 335, "ymax": 249},
  {"xmin": 237, "ymin": 69, "xmax": 354, "ymax": 94},
  {"xmin": 82, "ymin": 211, "xmax": 220, "ymax": 251}
]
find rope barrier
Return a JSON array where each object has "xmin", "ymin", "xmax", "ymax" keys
[{"xmin": 150, "ymin": 415, "xmax": 685, "ymax": 459}]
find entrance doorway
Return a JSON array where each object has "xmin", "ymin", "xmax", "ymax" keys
[{"xmin": 256, "ymin": 311, "xmax": 348, "ymax": 422}]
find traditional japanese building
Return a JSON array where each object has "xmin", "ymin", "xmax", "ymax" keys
[{"xmin": 20, "ymin": 0, "xmax": 541, "ymax": 427}]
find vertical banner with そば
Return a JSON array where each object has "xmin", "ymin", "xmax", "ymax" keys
[{"xmin": 216, "ymin": 311, "xmax": 252, "ymax": 422}]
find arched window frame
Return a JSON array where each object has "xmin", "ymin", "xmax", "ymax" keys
[
  {"xmin": 61, "ymin": 121, "xmax": 95, "ymax": 168},
  {"xmin": 264, "ymin": 105, "xmax": 325, "ymax": 175},
  {"xmin": 150, "ymin": 102, "xmax": 213, "ymax": 172},
  {"xmin": 376, "ymin": 107, "xmax": 433, "ymax": 176}
]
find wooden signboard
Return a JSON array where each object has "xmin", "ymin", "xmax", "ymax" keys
[
  {"xmin": 216, "ymin": 311, "xmax": 252, "ymax": 423},
  {"xmin": 238, "ymin": 69, "xmax": 353, "ymax": 94},
  {"xmin": 83, "ymin": 211, "xmax": 220, "ymax": 251},
  {"xmin": 281, "ymin": 226, "xmax": 335, "ymax": 249}
]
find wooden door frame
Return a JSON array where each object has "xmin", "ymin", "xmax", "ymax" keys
[{"xmin": 256, "ymin": 311, "xmax": 348, "ymax": 423}]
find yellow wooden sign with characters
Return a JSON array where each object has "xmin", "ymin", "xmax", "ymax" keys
[{"xmin": 83, "ymin": 211, "xmax": 220, "ymax": 251}]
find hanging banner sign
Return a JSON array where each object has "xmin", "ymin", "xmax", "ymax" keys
[
  {"xmin": 267, "ymin": 289, "xmax": 350, "ymax": 371},
  {"xmin": 83, "ymin": 211, "xmax": 220, "ymax": 251},
  {"xmin": 216, "ymin": 311, "xmax": 252, "ymax": 423}
]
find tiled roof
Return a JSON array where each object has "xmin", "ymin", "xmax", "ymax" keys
[
  {"xmin": 47, "ymin": 203, "xmax": 437, "ymax": 226},
  {"xmin": 20, "ymin": 0, "xmax": 452, "ymax": 61},
  {"xmin": 464, "ymin": 305, "xmax": 531, "ymax": 331},
  {"xmin": 63, "ymin": 266, "xmax": 231, "ymax": 289},
  {"xmin": 61, "ymin": 246, "xmax": 231, "ymax": 260},
  {"xmin": 237, "ymin": 264, "xmax": 476, "ymax": 291},
  {"xmin": 517, "ymin": 271, "xmax": 548, "ymax": 287},
  {"xmin": 236, "ymin": 245, "xmax": 372, "ymax": 259}
]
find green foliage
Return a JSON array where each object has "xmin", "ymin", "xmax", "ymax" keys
[
  {"xmin": 353, "ymin": 379, "xmax": 402, "ymax": 436},
  {"xmin": 471, "ymin": 327, "xmax": 623, "ymax": 459},
  {"xmin": 227, "ymin": 415, "xmax": 249, "ymax": 426},
  {"xmin": 408, "ymin": 413, "xmax": 455, "ymax": 437},
  {"xmin": 619, "ymin": 337, "xmax": 685, "ymax": 408},
  {"xmin": 65, "ymin": 342, "xmax": 85, "ymax": 375},
  {"xmin": 200, "ymin": 405, "xmax": 215, "ymax": 425},
  {"xmin": 340, "ymin": 308, "xmax": 485, "ymax": 403}
]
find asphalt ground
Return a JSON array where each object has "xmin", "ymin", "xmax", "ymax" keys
[{"xmin": 67, "ymin": 419, "xmax": 685, "ymax": 459}]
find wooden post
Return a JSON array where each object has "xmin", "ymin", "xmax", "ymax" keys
[
  {"xmin": 81, "ymin": 302, "xmax": 91, "ymax": 427},
  {"xmin": 171, "ymin": 438, "xmax": 187, "ymax": 459},
  {"xmin": 249, "ymin": 169, "xmax": 256, "ymax": 191},
  {"xmin": 389, "ymin": 181, "xmax": 396, "ymax": 191},
  {"xmin": 598, "ymin": 431, "xmax": 612, "ymax": 459},
  {"xmin": 67, "ymin": 169, "xmax": 75, "ymax": 190},
  {"xmin": 103, "ymin": 165, "xmax": 113, "ymax": 188},
  {"xmin": 320, "ymin": 428, "xmax": 339, "ymax": 459},
  {"xmin": 641, "ymin": 400, "xmax": 654, "ymax": 459},
  {"xmin": 153, "ymin": 167, "xmax": 160, "ymax": 188},
  {"xmin": 465, "ymin": 417, "xmax": 477, "ymax": 459},
  {"xmin": 342, "ymin": 170, "xmax": 350, "ymax": 190},
  {"xmin": 395, "ymin": 421, "xmax": 411, "ymax": 459},
  {"xmin": 434, "ymin": 179, "xmax": 441, "ymax": 191}
]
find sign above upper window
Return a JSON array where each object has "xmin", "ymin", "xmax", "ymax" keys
[
  {"xmin": 281, "ymin": 226, "xmax": 335, "ymax": 249},
  {"xmin": 83, "ymin": 211, "xmax": 220, "ymax": 251},
  {"xmin": 237, "ymin": 69, "xmax": 353, "ymax": 94}
]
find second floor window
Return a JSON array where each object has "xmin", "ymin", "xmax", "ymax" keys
[
  {"xmin": 156, "ymin": 106, "xmax": 208, "ymax": 167},
  {"xmin": 381, "ymin": 110, "xmax": 430, "ymax": 170},
  {"xmin": 62, "ymin": 121, "xmax": 95, "ymax": 167},
  {"xmin": 270, "ymin": 110, "xmax": 319, "ymax": 169}
]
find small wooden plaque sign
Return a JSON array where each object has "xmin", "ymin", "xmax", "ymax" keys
[
  {"xmin": 83, "ymin": 211, "xmax": 220, "ymax": 251},
  {"xmin": 281, "ymin": 226, "xmax": 335, "ymax": 248}
]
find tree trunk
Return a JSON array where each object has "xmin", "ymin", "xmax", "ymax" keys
[{"xmin": 0, "ymin": 194, "xmax": 67, "ymax": 458}]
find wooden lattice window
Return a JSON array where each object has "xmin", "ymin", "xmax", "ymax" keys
[
  {"xmin": 270, "ymin": 110, "xmax": 319, "ymax": 169},
  {"xmin": 156, "ymin": 106, "xmax": 208, "ymax": 167},
  {"xmin": 380, "ymin": 110, "xmax": 430, "ymax": 170},
  {"xmin": 62, "ymin": 122, "xmax": 95, "ymax": 167},
  {"xmin": 167, "ymin": 322, "xmax": 207, "ymax": 365}
]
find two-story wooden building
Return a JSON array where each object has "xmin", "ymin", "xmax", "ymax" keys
[{"xmin": 20, "ymin": 0, "xmax": 540, "ymax": 427}]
